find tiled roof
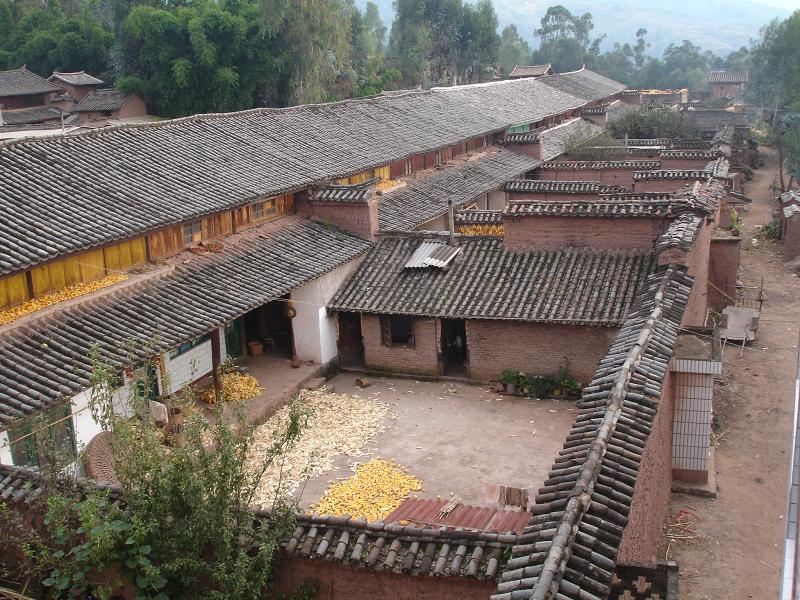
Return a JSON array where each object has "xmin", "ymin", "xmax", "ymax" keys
[
  {"xmin": 510, "ymin": 65, "xmax": 552, "ymax": 78},
  {"xmin": 48, "ymin": 71, "xmax": 104, "ymax": 87},
  {"xmin": 503, "ymin": 180, "xmax": 627, "ymax": 194},
  {"xmin": 540, "ymin": 118, "xmax": 605, "ymax": 161},
  {"xmin": 0, "ymin": 463, "xmax": 516, "ymax": 581},
  {"xmin": 709, "ymin": 71, "xmax": 747, "ymax": 84},
  {"xmin": 454, "ymin": 210, "xmax": 503, "ymax": 225},
  {"xmin": 504, "ymin": 132, "xmax": 540, "ymax": 143},
  {"xmin": 313, "ymin": 177, "xmax": 380, "ymax": 202},
  {"xmin": 329, "ymin": 233, "xmax": 657, "ymax": 325},
  {"xmin": 541, "ymin": 160, "xmax": 660, "ymax": 170},
  {"xmin": 632, "ymin": 169, "xmax": 709, "ymax": 181},
  {"xmin": 581, "ymin": 104, "xmax": 608, "ymax": 115},
  {"xmin": 660, "ymin": 149, "xmax": 716, "ymax": 159},
  {"xmin": 605, "ymin": 138, "xmax": 668, "ymax": 147},
  {"xmin": 0, "ymin": 218, "xmax": 371, "ymax": 426},
  {"xmin": 784, "ymin": 204, "xmax": 800, "ymax": 219},
  {"xmin": 1, "ymin": 106, "xmax": 62, "ymax": 125},
  {"xmin": 72, "ymin": 88, "xmax": 132, "ymax": 112},
  {"xmin": 493, "ymin": 267, "xmax": 693, "ymax": 600},
  {"xmin": 378, "ymin": 149, "xmax": 539, "ymax": 231},
  {"xmin": 599, "ymin": 192, "xmax": 674, "ymax": 202},
  {"xmin": 780, "ymin": 191, "xmax": 800, "ymax": 205},
  {"xmin": 656, "ymin": 213, "xmax": 704, "ymax": 251},
  {"xmin": 504, "ymin": 199, "xmax": 679, "ymax": 218},
  {"xmin": 705, "ymin": 157, "xmax": 730, "ymax": 178},
  {"xmin": 0, "ymin": 68, "xmax": 623, "ymax": 277},
  {"xmin": 0, "ymin": 67, "xmax": 62, "ymax": 97},
  {"xmin": 710, "ymin": 125, "xmax": 734, "ymax": 147},
  {"xmin": 673, "ymin": 179, "xmax": 725, "ymax": 215}
]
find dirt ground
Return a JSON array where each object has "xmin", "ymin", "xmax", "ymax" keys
[
  {"xmin": 660, "ymin": 148, "xmax": 800, "ymax": 599},
  {"xmin": 295, "ymin": 374, "xmax": 576, "ymax": 509}
]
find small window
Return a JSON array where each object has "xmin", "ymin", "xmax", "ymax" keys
[
  {"xmin": 9, "ymin": 404, "xmax": 76, "ymax": 467},
  {"xmin": 380, "ymin": 315, "xmax": 414, "ymax": 347},
  {"xmin": 183, "ymin": 220, "xmax": 202, "ymax": 246},
  {"xmin": 253, "ymin": 198, "xmax": 277, "ymax": 220}
]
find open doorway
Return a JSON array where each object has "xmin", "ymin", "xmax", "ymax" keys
[
  {"xmin": 242, "ymin": 297, "xmax": 294, "ymax": 358},
  {"xmin": 441, "ymin": 319, "xmax": 467, "ymax": 376},
  {"xmin": 338, "ymin": 312, "xmax": 364, "ymax": 367}
]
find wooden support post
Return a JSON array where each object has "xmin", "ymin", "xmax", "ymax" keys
[{"xmin": 211, "ymin": 328, "xmax": 222, "ymax": 402}]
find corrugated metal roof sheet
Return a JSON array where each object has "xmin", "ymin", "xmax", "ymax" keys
[{"xmin": 403, "ymin": 242, "xmax": 461, "ymax": 268}]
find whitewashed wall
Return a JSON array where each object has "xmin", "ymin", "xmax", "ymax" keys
[
  {"xmin": 291, "ymin": 258, "xmax": 363, "ymax": 364},
  {"xmin": 163, "ymin": 338, "xmax": 213, "ymax": 394},
  {"xmin": 0, "ymin": 430, "xmax": 12, "ymax": 464}
]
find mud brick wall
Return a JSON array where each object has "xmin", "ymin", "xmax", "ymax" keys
[
  {"xmin": 633, "ymin": 178, "xmax": 702, "ymax": 194},
  {"xmin": 466, "ymin": 320, "xmax": 617, "ymax": 383},
  {"xmin": 362, "ymin": 314, "xmax": 440, "ymax": 376},
  {"xmin": 658, "ymin": 157, "xmax": 713, "ymax": 170},
  {"xmin": 708, "ymin": 237, "xmax": 741, "ymax": 309},
  {"xmin": 785, "ymin": 214, "xmax": 800, "ymax": 261},
  {"xmin": 617, "ymin": 371, "xmax": 675, "ymax": 564},
  {"xmin": 273, "ymin": 557, "xmax": 496, "ymax": 600},
  {"xmin": 536, "ymin": 168, "xmax": 640, "ymax": 187},
  {"xmin": 310, "ymin": 199, "xmax": 378, "ymax": 239},
  {"xmin": 504, "ymin": 216, "xmax": 662, "ymax": 251},
  {"xmin": 506, "ymin": 191, "xmax": 603, "ymax": 203}
]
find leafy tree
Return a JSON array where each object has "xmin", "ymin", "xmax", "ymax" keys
[
  {"xmin": 530, "ymin": 5, "xmax": 598, "ymax": 73},
  {"xmin": 0, "ymin": 342, "xmax": 311, "ymax": 599},
  {"xmin": 497, "ymin": 24, "xmax": 530, "ymax": 75},
  {"xmin": 608, "ymin": 106, "xmax": 698, "ymax": 139},
  {"xmin": 457, "ymin": 0, "xmax": 499, "ymax": 83}
]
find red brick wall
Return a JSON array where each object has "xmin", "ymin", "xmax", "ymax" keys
[
  {"xmin": 708, "ymin": 238, "xmax": 741, "ymax": 309},
  {"xmin": 658, "ymin": 157, "xmax": 712, "ymax": 170},
  {"xmin": 362, "ymin": 314, "xmax": 440, "ymax": 376},
  {"xmin": 633, "ymin": 178, "xmax": 701, "ymax": 194},
  {"xmin": 505, "ymin": 142, "xmax": 541, "ymax": 159},
  {"xmin": 536, "ymin": 168, "xmax": 641, "ymax": 187},
  {"xmin": 503, "ymin": 216, "xmax": 662, "ymax": 251},
  {"xmin": 273, "ymin": 556, "xmax": 496, "ymax": 600},
  {"xmin": 118, "ymin": 95, "xmax": 148, "ymax": 119},
  {"xmin": 617, "ymin": 371, "xmax": 674, "ymax": 565},
  {"xmin": 506, "ymin": 191, "xmax": 602, "ymax": 203},
  {"xmin": 466, "ymin": 320, "xmax": 617, "ymax": 384},
  {"xmin": 785, "ymin": 214, "xmax": 800, "ymax": 261},
  {"xmin": 310, "ymin": 199, "xmax": 378, "ymax": 239}
]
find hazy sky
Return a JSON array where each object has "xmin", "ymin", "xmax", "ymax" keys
[{"xmin": 757, "ymin": 0, "xmax": 797, "ymax": 8}]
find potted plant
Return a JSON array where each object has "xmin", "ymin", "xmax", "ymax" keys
[{"xmin": 500, "ymin": 370, "xmax": 525, "ymax": 394}]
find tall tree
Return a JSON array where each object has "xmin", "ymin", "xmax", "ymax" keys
[
  {"xmin": 457, "ymin": 0, "xmax": 499, "ymax": 83},
  {"xmin": 497, "ymin": 24, "xmax": 530, "ymax": 75},
  {"xmin": 530, "ymin": 5, "xmax": 597, "ymax": 73}
]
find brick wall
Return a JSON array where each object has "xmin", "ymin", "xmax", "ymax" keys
[
  {"xmin": 617, "ymin": 371, "xmax": 674, "ymax": 564},
  {"xmin": 785, "ymin": 214, "xmax": 800, "ymax": 261},
  {"xmin": 506, "ymin": 191, "xmax": 602, "ymax": 203},
  {"xmin": 273, "ymin": 556, "xmax": 496, "ymax": 600},
  {"xmin": 310, "ymin": 199, "xmax": 378, "ymax": 239},
  {"xmin": 536, "ymin": 168, "xmax": 640, "ymax": 187},
  {"xmin": 658, "ymin": 157, "xmax": 713, "ymax": 170},
  {"xmin": 362, "ymin": 314, "xmax": 440, "ymax": 376},
  {"xmin": 504, "ymin": 142, "xmax": 541, "ymax": 159},
  {"xmin": 466, "ymin": 320, "xmax": 617, "ymax": 383},
  {"xmin": 708, "ymin": 237, "xmax": 741, "ymax": 309},
  {"xmin": 633, "ymin": 178, "xmax": 701, "ymax": 194},
  {"xmin": 658, "ymin": 220, "xmax": 713, "ymax": 326},
  {"xmin": 504, "ymin": 216, "xmax": 663, "ymax": 251}
]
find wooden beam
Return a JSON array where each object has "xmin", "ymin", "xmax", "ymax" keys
[{"xmin": 210, "ymin": 328, "xmax": 222, "ymax": 402}]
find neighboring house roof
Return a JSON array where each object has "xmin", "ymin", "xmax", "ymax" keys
[
  {"xmin": 504, "ymin": 199, "xmax": 683, "ymax": 218},
  {"xmin": 1, "ymin": 106, "xmax": 62, "ymax": 125},
  {"xmin": 0, "ymin": 217, "xmax": 370, "ymax": 426},
  {"xmin": 509, "ymin": 64, "xmax": 553, "ymax": 78},
  {"xmin": 633, "ymin": 169, "xmax": 709, "ymax": 181},
  {"xmin": 0, "ymin": 463, "xmax": 516, "ymax": 580},
  {"xmin": 540, "ymin": 118, "xmax": 605, "ymax": 161},
  {"xmin": 503, "ymin": 180, "xmax": 627, "ymax": 194},
  {"xmin": 329, "ymin": 233, "xmax": 657, "ymax": 325},
  {"xmin": 48, "ymin": 71, "xmax": 104, "ymax": 87},
  {"xmin": 493, "ymin": 267, "xmax": 694, "ymax": 600},
  {"xmin": 709, "ymin": 71, "xmax": 748, "ymax": 84},
  {"xmin": 656, "ymin": 213, "xmax": 704, "ymax": 251},
  {"xmin": 378, "ymin": 149, "xmax": 540, "ymax": 231},
  {"xmin": 72, "ymin": 88, "xmax": 133, "ymax": 112},
  {"xmin": 0, "ymin": 66, "xmax": 62, "ymax": 98},
  {"xmin": 0, "ymin": 68, "xmax": 625, "ymax": 277},
  {"xmin": 541, "ymin": 160, "xmax": 660, "ymax": 170},
  {"xmin": 660, "ymin": 149, "xmax": 717, "ymax": 159},
  {"xmin": 454, "ymin": 209, "xmax": 503, "ymax": 225},
  {"xmin": 581, "ymin": 104, "xmax": 608, "ymax": 115},
  {"xmin": 313, "ymin": 177, "xmax": 380, "ymax": 202}
]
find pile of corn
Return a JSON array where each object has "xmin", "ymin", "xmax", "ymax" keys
[
  {"xmin": 201, "ymin": 372, "xmax": 262, "ymax": 403},
  {"xmin": 246, "ymin": 388, "xmax": 394, "ymax": 506},
  {"xmin": 0, "ymin": 274, "xmax": 128, "ymax": 326},
  {"xmin": 312, "ymin": 459, "xmax": 422, "ymax": 521},
  {"xmin": 376, "ymin": 178, "xmax": 399, "ymax": 191},
  {"xmin": 460, "ymin": 224, "xmax": 505, "ymax": 236}
]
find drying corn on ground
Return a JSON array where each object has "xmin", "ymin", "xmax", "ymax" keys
[
  {"xmin": 246, "ymin": 388, "xmax": 394, "ymax": 506},
  {"xmin": 0, "ymin": 274, "xmax": 128, "ymax": 326},
  {"xmin": 201, "ymin": 372, "xmax": 262, "ymax": 403},
  {"xmin": 312, "ymin": 459, "xmax": 422, "ymax": 521}
]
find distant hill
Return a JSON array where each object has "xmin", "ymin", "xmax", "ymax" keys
[{"xmin": 357, "ymin": 0, "xmax": 791, "ymax": 56}]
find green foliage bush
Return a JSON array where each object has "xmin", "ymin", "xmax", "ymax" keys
[{"xmin": 609, "ymin": 107, "xmax": 698, "ymax": 139}]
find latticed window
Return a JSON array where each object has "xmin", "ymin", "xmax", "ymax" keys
[
  {"xmin": 9, "ymin": 404, "xmax": 76, "ymax": 467},
  {"xmin": 182, "ymin": 220, "xmax": 202, "ymax": 246},
  {"xmin": 253, "ymin": 198, "xmax": 277, "ymax": 220}
]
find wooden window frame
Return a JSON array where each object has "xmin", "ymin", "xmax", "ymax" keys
[
  {"xmin": 380, "ymin": 315, "xmax": 414, "ymax": 348},
  {"xmin": 9, "ymin": 403, "xmax": 76, "ymax": 467},
  {"xmin": 182, "ymin": 220, "xmax": 203, "ymax": 246},
  {"xmin": 253, "ymin": 198, "xmax": 277, "ymax": 221}
]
